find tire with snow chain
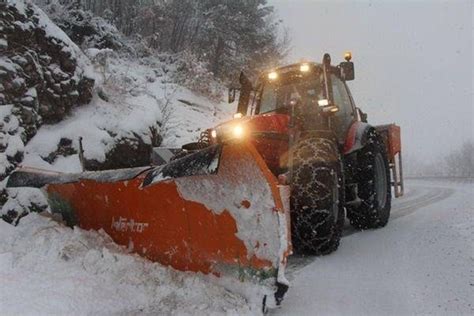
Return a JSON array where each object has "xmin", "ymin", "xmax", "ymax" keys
[
  {"xmin": 290, "ymin": 137, "xmax": 345, "ymax": 256},
  {"xmin": 347, "ymin": 129, "xmax": 391, "ymax": 229}
]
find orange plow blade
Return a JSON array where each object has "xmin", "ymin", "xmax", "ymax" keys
[{"xmin": 8, "ymin": 140, "xmax": 291, "ymax": 303}]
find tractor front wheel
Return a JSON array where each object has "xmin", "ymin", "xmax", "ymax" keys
[{"xmin": 290, "ymin": 137, "xmax": 345, "ymax": 256}]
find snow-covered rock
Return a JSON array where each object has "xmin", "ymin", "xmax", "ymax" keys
[{"xmin": 0, "ymin": 1, "xmax": 95, "ymax": 124}]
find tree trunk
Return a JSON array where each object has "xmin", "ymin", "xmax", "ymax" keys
[{"xmin": 212, "ymin": 37, "xmax": 225, "ymax": 77}]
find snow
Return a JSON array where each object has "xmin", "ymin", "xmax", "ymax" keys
[
  {"xmin": 0, "ymin": 105, "xmax": 23, "ymax": 176},
  {"xmin": 0, "ymin": 57, "xmax": 18, "ymax": 73},
  {"xmin": 276, "ymin": 185, "xmax": 291, "ymax": 287},
  {"xmin": 85, "ymin": 47, "xmax": 113, "ymax": 60},
  {"xmin": 9, "ymin": 0, "xmax": 26, "ymax": 15},
  {"xmin": 5, "ymin": 133, "xmax": 23, "ymax": 157},
  {"xmin": 0, "ymin": 187, "xmax": 48, "ymax": 218},
  {"xmin": 274, "ymin": 179, "xmax": 474, "ymax": 315},
  {"xmin": 49, "ymin": 154, "xmax": 83, "ymax": 173},
  {"xmin": 0, "ymin": 38, "xmax": 7, "ymax": 49},
  {"xmin": 0, "ymin": 213, "xmax": 261, "ymax": 315}
]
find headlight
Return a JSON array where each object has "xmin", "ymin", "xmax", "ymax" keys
[
  {"xmin": 300, "ymin": 63, "xmax": 310, "ymax": 72},
  {"xmin": 233, "ymin": 113, "xmax": 243, "ymax": 119},
  {"xmin": 268, "ymin": 71, "xmax": 278, "ymax": 80},
  {"xmin": 210, "ymin": 129, "xmax": 217, "ymax": 138},
  {"xmin": 232, "ymin": 125, "xmax": 244, "ymax": 138}
]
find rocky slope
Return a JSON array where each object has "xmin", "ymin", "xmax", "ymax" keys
[{"xmin": 0, "ymin": 1, "xmax": 95, "ymax": 223}]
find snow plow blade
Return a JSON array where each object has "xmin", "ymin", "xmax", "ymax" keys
[{"xmin": 8, "ymin": 140, "xmax": 291, "ymax": 304}]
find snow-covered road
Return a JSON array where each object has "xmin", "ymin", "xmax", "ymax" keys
[{"xmin": 275, "ymin": 179, "xmax": 473, "ymax": 315}]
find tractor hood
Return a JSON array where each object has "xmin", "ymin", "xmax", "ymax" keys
[{"xmin": 211, "ymin": 114, "xmax": 291, "ymax": 174}]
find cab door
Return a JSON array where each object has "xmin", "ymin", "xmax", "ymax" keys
[{"xmin": 331, "ymin": 74, "xmax": 357, "ymax": 143}]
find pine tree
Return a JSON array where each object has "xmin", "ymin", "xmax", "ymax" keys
[{"xmin": 33, "ymin": 0, "xmax": 289, "ymax": 82}]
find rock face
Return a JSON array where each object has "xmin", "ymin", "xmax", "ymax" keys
[
  {"xmin": 0, "ymin": 2, "xmax": 94, "ymax": 223},
  {"xmin": 0, "ymin": 2, "xmax": 94, "ymax": 125}
]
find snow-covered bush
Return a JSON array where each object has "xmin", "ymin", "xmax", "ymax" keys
[
  {"xmin": 172, "ymin": 52, "xmax": 224, "ymax": 103},
  {"xmin": 0, "ymin": 187, "xmax": 49, "ymax": 225},
  {"xmin": 36, "ymin": 1, "xmax": 128, "ymax": 52},
  {"xmin": 36, "ymin": 0, "xmax": 289, "ymax": 84}
]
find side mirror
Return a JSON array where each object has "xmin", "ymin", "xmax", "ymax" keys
[
  {"xmin": 228, "ymin": 88, "xmax": 237, "ymax": 103},
  {"xmin": 339, "ymin": 61, "xmax": 355, "ymax": 81},
  {"xmin": 236, "ymin": 71, "xmax": 253, "ymax": 116},
  {"xmin": 239, "ymin": 71, "xmax": 253, "ymax": 89},
  {"xmin": 357, "ymin": 108, "xmax": 368, "ymax": 122}
]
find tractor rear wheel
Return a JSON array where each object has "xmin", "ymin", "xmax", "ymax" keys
[
  {"xmin": 290, "ymin": 137, "xmax": 345, "ymax": 255},
  {"xmin": 347, "ymin": 130, "xmax": 392, "ymax": 229}
]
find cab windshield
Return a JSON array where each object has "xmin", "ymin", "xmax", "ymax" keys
[{"xmin": 258, "ymin": 73, "xmax": 324, "ymax": 114}]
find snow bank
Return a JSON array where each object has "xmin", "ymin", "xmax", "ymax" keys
[{"xmin": 0, "ymin": 213, "xmax": 262, "ymax": 315}]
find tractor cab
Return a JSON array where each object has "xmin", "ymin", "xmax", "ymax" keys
[
  {"xmin": 243, "ymin": 62, "xmax": 326, "ymax": 116},
  {"xmin": 228, "ymin": 53, "xmax": 356, "ymax": 142},
  {"xmin": 215, "ymin": 54, "xmax": 356, "ymax": 174}
]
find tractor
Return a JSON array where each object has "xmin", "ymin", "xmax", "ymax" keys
[{"xmin": 186, "ymin": 52, "xmax": 404, "ymax": 255}]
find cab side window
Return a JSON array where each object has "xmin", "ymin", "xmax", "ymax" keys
[{"xmin": 331, "ymin": 75, "xmax": 355, "ymax": 140}]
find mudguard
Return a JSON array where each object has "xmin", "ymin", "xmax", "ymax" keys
[
  {"xmin": 8, "ymin": 141, "xmax": 291, "ymax": 302},
  {"xmin": 343, "ymin": 121, "xmax": 373, "ymax": 155}
]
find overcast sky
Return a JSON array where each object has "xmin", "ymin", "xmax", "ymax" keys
[{"xmin": 270, "ymin": 0, "xmax": 473, "ymax": 163}]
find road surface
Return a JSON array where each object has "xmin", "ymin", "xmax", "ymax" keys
[{"xmin": 274, "ymin": 179, "xmax": 473, "ymax": 315}]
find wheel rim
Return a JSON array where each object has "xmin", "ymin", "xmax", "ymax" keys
[{"xmin": 374, "ymin": 153, "xmax": 388, "ymax": 208}]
